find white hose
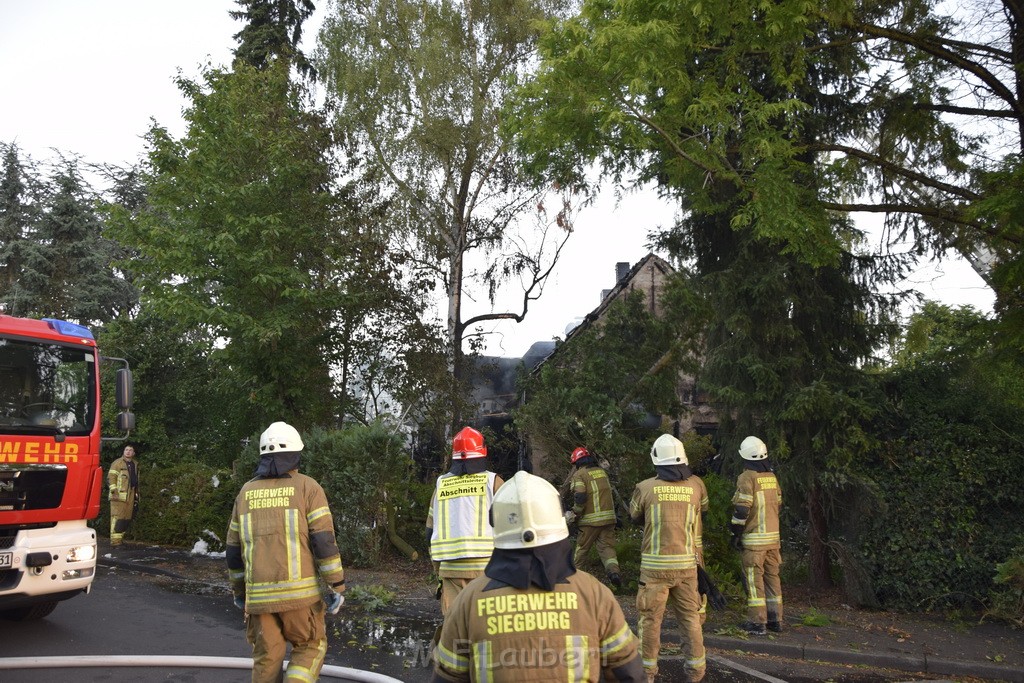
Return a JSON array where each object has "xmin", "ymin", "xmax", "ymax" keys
[{"xmin": 0, "ymin": 655, "xmax": 404, "ymax": 682}]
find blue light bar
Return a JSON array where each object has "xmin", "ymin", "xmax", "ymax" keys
[{"xmin": 42, "ymin": 318, "xmax": 95, "ymax": 340}]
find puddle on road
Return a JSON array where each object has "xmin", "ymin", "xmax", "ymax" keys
[
  {"xmin": 328, "ymin": 612, "xmax": 437, "ymax": 663},
  {"xmin": 329, "ymin": 610, "xmax": 438, "ymax": 667}
]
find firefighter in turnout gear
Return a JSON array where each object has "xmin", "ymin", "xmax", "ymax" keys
[
  {"xmin": 433, "ymin": 471, "xmax": 644, "ymax": 683},
  {"xmin": 426, "ymin": 426, "xmax": 504, "ymax": 615},
  {"xmin": 107, "ymin": 444, "xmax": 139, "ymax": 546},
  {"xmin": 567, "ymin": 447, "xmax": 622, "ymax": 588},
  {"xmin": 730, "ymin": 436, "xmax": 783, "ymax": 636},
  {"xmin": 629, "ymin": 434, "xmax": 708, "ymax": 683},
  {"xmin": 226, "ymin": 421, "xmax": 346, "ymax": 683}
]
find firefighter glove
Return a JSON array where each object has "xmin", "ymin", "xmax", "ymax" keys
[
  {"xmin": 325, "ymin": 591, "xmax": 344, "ymax": 615},
  {"xmin": 233, "ymin": 595, "xmax": 246, "ymax": 610},
  {"xmin": 729, "ymin": 534, "xmax": 744, "ymax": 552},
  {"xmin": 697, "ymin": 566, "xmax": 728, "ymax": 610}
]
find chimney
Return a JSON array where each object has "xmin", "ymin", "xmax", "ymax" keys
[{"xmin": 615, "ymin": 261, "xmax": 631, "ymax": 282}]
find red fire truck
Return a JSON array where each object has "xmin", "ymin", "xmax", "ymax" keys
[{"xmin": 0, "ymin": 314, "xmax": 134, "ymax": 620}]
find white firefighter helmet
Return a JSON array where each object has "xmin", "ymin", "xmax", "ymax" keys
[
  {"xmin": 650, "ymin": 434, "xmax": 687, "ymax": 466},
  {"xmin": 739, "ymin": 436, "xmax": 768, "ymax": 461},
  {"xmin": 492, "ymin": 471, "xmax": 569, "ymax": 549},
  {"xmin": 260, "ymin": 421, "xmax": 304, "ymax": 454}
]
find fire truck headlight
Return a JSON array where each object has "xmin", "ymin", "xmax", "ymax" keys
[
  {"xmin": 63, "ymin": 567, "xmax": 95, "ymax": 581},
  {"xmin": 67, "ymin": 544, "xmax": 96, "ymax": 563}
]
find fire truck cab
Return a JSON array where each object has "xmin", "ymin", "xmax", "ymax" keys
[{"xmin": 0, "ymin": 315, "xmax": 133, "ymax": 620}]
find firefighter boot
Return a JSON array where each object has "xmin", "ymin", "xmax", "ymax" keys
[{"xmin": 741, "ymin": 621, "xmax": 767, "ymax": 636}]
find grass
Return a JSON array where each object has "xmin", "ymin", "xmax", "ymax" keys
[{"xmin": 800, "ymin": 607, "xmax": 832, "ymax": 627}]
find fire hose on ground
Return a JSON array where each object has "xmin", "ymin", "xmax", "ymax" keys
[{"xmin": 0, "ymin": 655, "xmax": 404, "ymax": 682}]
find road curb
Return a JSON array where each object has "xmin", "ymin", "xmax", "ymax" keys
[
  {"xmin": 926, "ymin": 656, "xmax": 1024, "ymax": 683},
  {"xmin": 703, "ymin": 634, "xmax": 1024, "ymax": 682}
]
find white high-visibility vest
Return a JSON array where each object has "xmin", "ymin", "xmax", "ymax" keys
[{"xmin": 430, "ymin": 471, "xmax": 497, "ymax": 561}]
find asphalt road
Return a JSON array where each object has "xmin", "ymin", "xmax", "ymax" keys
[{"xmin": 0, "ymin": 562, "xmax": 909, "ymax": 682}]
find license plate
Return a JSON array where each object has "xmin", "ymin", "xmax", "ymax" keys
[{"xmin": 0, "ymin": 552, "xmax": 11, "ymax": 569}]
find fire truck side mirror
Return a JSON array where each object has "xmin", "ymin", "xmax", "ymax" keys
[
  {"xmin": 116, "ymin": 368, "xmax": 133, "ymax": 410},
  {"xmin": 117, "ymin": 411, "xmax": 136, "ymax": 432}
]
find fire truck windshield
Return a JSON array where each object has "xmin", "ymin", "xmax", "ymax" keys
[{"xmin": 0, "ymin": 337, "xmax": 96, "ymax": 436}]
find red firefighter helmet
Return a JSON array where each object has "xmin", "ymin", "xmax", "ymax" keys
[
  {"xmin": 452, "ymin": 426, "xmax": 487, "ymax": 459},
  {"xmin": 570, "ymin": 447, "xmax": 590, "ymax": 465}
]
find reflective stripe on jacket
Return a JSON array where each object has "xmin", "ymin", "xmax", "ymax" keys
[
  {"xmin": 629, "ymin": 476, "xmax": 709, "ymax": 573},
  {"xmin": 225, "ymin": 471, "xmax": 345, "ymax": 614},
  {"xmin": 572, "ymin": 467, "xmax": 616, "ymax": 526},
  {"xmin": 107, "ymin": 457, "xmax": 136, "ymax": 503},
  {"xmin": 429, "ymin": 471, "xmax": 498, "ymax": 562},
  {"xmin": 435, "ymin": 570, "xmax": 638, "ymax": 682},
  {"xmin": 731, "ymin": 470, "xmax": 782, "ymax": 549}
]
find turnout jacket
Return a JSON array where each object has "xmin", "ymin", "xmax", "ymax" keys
[
  {"xmin": 731, "ymin": 469, "xmax": 782, "ymax": 550},
  {"xmin": 107, "ymin": 456, "xmax": 139, "ymax": 519},
  {"xmin": 225, "ymin": 470, "xmax": 345, "ymax": 614},
  {"xmin": 434, "ymin": 570, "xmax": 639, "ymax": 682},
  {"xmin": 629, "ymin": 476, "xmax": 709, "ymax": 575},
  {"xmin": 571, "ymin": 466, "xmax": 616, "ymax": 526}
]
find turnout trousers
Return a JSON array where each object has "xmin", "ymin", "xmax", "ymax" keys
[
  {"xmin": 246, "ymin": 601, "xmax": 327, "ymax": 683},
  {"xmin": 636, "ymin": 569, "xmax": 706, "ymax": 682},
  {"xmin": 440, "ymin": 575, "xmax": 480, "ymax": 616},
  {"xmin": 742, "ymin": 547, "xmax": 783, "ymax": 626},
  {"xmin": 573, "ymin": 524, "xmax": 620, "ymax": 574}
]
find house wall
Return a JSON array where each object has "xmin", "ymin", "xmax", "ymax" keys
[{"xmin": 525, "ymin": 255, "xmax": 721, "ymax": 478}]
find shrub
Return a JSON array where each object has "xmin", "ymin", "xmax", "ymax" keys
[
  {"xmin": 95, "ymin": 459, "xmax": 235, "ymax": 549},
  {"xmin": 232, "ymin": 421, "xmax": 414, "ymax": 567},
  {"xmin": 988, "ymin": 544, "xmax": 1024, "ymax": 626}
]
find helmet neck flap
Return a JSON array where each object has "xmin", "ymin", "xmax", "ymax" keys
[
  {"xmin": 255, "ymin": 451, "xmax": 301, "ymax": 478},
  {"xmin": 484, "ymin": 538, "xmax": 576, "ymax": 591},
  {"xmin": 450, "ymin": 456, "xmax": 489, "ymax": 476},
  {"xmin": 655, "ymin": 464, "xmax": 692, "ymax": 482}
]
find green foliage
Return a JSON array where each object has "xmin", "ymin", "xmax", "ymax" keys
[
  {"xmin": 233, "ymin": 422, "xmax": 417, "ymax": 567},
  {"xmin": 510, "ymin": 0, "xmax": 839, "ymax": 265},
  {"xmin": 317, "ymin": 0, "xmax": 576, "ymax": 425},
  {"xmin": 858, "ymin": 304, "xmax": 1024, "ymax": 611},
  {"xmin": 96, "ymin": 311, "xmax": 249, "ymax": 467},
  {"xmin": 989, "ymin": 544, "xmax": 1024, "ymax": 626},
  {"xmin": 970, "ymin": 155, "xmax": 1024, "ymax": 351},
  {"xmin": 107, "ymin": 61, "xmax": 427, "ymax": 429},
  {"xmin": 0, "ymin": 144, "xmax": 37, "ymax": 315},
  {"xmin": 108, "ymin": 62, "xmax": 338, "ymax": 427},
  {"xmin": 516, "ymin": 290, "xmax": 698, "ymax": 486},
  {"xmin": 0, "ymin": 145, "xmax": 135, "ymax": 324},
  {"xmin": 346, "ymin": 584, "xmax": 397, "ymax": 611},
  {"xmin": 800, "ymin": 608, "xmax": 832, "ymax": 628},
  {"xmin": 230, "ymin": 0, "xmax": 318, "ymax": 81},
  {"xmin": 96, "ymin": 459, "xmax": 235, "ymax": 549}
]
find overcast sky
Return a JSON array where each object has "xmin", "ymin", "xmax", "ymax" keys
[{"xmin": 0, "ymin": 1, "xmax": 995, "ymax": 358}]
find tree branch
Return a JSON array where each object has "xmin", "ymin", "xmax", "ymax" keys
[
  {"xmin": 460, "ymin": 220, "xmax": 573, "ymax": 331},
  {"xmin": 808, "ymin": 142, "xmax": 980, "ymax": 200},
  {"xmin": 916, "ymin": 103, "xmax": 1018, "ymax": 118},
  {"xmin": 844, "ymin": 20, "xmax": 1024, "ymax": 120},
  {"xmin": 821, "ymin": 201, "xmax": 1019, "ymax": 244}
]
